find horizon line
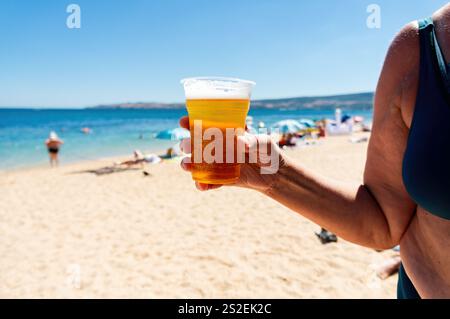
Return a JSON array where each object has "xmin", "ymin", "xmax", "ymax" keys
[{"xmin": 0, "ymin": 90, "xmax": 374, "ymax": 110}]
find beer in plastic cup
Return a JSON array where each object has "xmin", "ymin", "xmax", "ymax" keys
[{"xmin": 181, "ymin": 77, "xmax": 255, "ymax": 184}]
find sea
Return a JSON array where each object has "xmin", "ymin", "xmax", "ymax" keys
[{"xmin": 0, "ymin": 108, "xmax": 373, "ymax": 170}]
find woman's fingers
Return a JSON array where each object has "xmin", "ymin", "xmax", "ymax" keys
[
  {"xmin": 238, "ymin": 134, "xmax": 258, "ymax": 153},
  {"xmin": 239, "ymin": 134, "xmax": 276, "ymax": 152},
  {"xmin": 238, "ymin": 134, "xmax": 254, "ymax": 158},
  {"xmin": 195, "ymin": 182, "xmax": 223, "ymax": 191},
  {"xmin": 180, "ymin": 156, "xmax": 193, "ymax": 171},
  {"xmin": 195, "ymin": 182, "xmax": 208, "ymax": 191},
  {"xmin": 207, "ymin": 184, "xmax": 223, "ymax": 190},
  {"xmin": 180, "ymin": 138, "xmax": 191, "ymax": 153},
  {"xmin": 179, "ymin": 117, "xmax": 191, "ymax": 157},
  {"xmin": 179, "ymin": 116, "xmax": 190, "ymax": 130}
]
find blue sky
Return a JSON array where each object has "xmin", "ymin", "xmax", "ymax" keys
[{"xmin": 0, "ymin": 0, "xmax": 447, "ymax": 108}]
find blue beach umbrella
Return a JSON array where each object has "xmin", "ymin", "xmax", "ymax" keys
[
  {"xmin": 155, "ymin": 128, "xmax": 190, "ymax": 141},
  {"xmin": 299, "ymin": 118, "xmax": 316, "ymax": 128},
  {"xmin": 271, "ymin": 120, "xmax": 306, "ymax": 134}
]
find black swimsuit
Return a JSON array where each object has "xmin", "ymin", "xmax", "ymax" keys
[
  {"xmin": 399, "ymin": 17, "xmax": 450, "ymax": 299},
  {"xmin": 48, "ymin": 147, "xmax": 59, "ymax": 154}
]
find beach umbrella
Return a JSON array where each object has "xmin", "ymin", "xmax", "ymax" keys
[
  {"xmin": 341, "ymin": 114, "xmax": 352, "ymax": 123},
  {"xmin": 155, "ymin": 128, "xmax": 190, "ymax": 141},
  {"xmin": 271, "ymin": 120, "xmax": 306, "ymax": 134},
  {"xmin": 299, "ymin": 118, "xmax": 316, "ymax": 128}
]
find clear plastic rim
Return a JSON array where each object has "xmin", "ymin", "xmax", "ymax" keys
[{"xmin": 180, "ymin": 76, "xmax": 256, "ymax": 86}]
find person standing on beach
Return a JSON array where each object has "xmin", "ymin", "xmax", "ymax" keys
[
  {"xmin": 180, "ymin": 4, "xmax": 450, "ymax": 298},
  {"xmin": 45, "ymin": 131, "xmax": 63, "ymax": 167}
]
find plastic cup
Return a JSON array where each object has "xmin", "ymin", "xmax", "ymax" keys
[{"xmin": 181, "ymin": 77, "xmax": 255, "ymax": 184}]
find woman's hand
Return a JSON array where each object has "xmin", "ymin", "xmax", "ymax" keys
[{"xmin": 179, "ymin": 116, "xmax": 286, "ymax": 192}]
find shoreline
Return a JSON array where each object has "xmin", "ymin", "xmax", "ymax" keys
[{"xmin": 0, "ymin": 133, "xmax": 368, "ymax": 175}]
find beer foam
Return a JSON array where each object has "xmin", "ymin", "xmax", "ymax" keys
[{"xmin": 181, "ymin": 77, "xmax": 255, "ymax": 100}]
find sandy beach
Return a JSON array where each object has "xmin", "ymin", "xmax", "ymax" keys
[{"xmin": 0, "ymin": 133, "xmax": 398, "ymax": 298}]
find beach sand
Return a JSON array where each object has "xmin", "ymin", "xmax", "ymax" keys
[{"xmin": 0, "ymin": 133, "xmax": 398, "ymax": 298}]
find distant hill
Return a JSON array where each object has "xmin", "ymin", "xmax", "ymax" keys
[
  {"xmin": 91, "ymin": 92, "xmax": 374, "ymax": 111},
  {"xmin": 92, "ymin": 102, "xmax": 185, "ymax": 109}
]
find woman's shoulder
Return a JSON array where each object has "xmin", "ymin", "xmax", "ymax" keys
[
  {"xmin": 387, "ymin": 21, "xmax": 420, "ymax": 75},
  {"xmin": 375, "ymin": 21, "xmax": 420, "ymax": 128}
]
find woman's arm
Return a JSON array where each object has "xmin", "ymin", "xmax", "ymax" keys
[
  {"xmin": 264, "ymin": 158, "xmax": 394, "ymax": 250},
  {"xmin": 261, "ymin": 22, "xmax": 419, "ymax": 250},
  {"xmin": 180, "ymin": 23, "xmax": 419, "ymax": 250}
]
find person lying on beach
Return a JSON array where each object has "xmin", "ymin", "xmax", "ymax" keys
[
  {"xmin": 160, "ymin": 145, "xmax": 183, "ymax": 159},
  {"xmin": 179, "ymin": 4, "xmax": 450, "ymax": 298},
  {"xmin": 115, "ymin": 150, "xmax": 161, "ymax": 167},
  {"xmin": 116, "ymin": 150, "xmax": 145, "ymax": 167},
  {"xmin": 278, "ymin": 133, "xmax": 297, "ymax": 148},
  {"xmin": 45, "ymin": 131, "xmax": 63, "ymax": 167}
]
